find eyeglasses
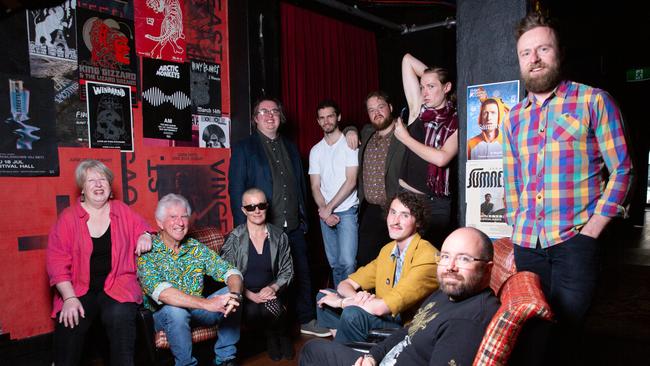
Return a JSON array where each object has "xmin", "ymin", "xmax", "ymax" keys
[
  {"xmin": 256, "ymin": 108, "xmax": 281, "ymax": 117},
  {"xmin": 243, "ymin": 202, "xmax": 269, "ymax": 212},
  {"xmin": 435, "ymin": 253, "xmax": 490, "ymax": 268}
]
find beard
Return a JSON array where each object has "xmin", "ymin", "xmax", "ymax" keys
[
  {"xmin": 372, "ymin": 114, "xmax": 394, "ymax": 131},
  {"xmin": 522, "ymin": 60, "xmax": 562, "ymax": 94},
  {"xmin": 439, "ymin": 271, "xmax": 484, "ymax": 301}
]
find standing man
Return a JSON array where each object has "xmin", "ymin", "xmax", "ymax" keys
[
  {"xmin": 344, "ymin": 91, "xmax": 406, "ymax": 267},
  {"xmin": 229, "ymin": 97, "xmax": 328, "ymax": 337},
  {"xmin": 503, "ymin": 13, "xmax": 633, "ymax": 363},
  {"xmin": 309, "ymin": 99, "xmax": 359, "ymax": 287}
]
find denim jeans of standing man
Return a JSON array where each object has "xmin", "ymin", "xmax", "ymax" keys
[
  {"xmin": 320, "ymin": 205, "xmax": 359, "ymax": 287},
  {"xmin": 153, "ymin": 286, "xmax": 241, "ymax": 366}
]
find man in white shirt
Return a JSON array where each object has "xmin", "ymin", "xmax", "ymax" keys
[{"xmin": 309, "ymin": 99, "xmax": 359, "ymax": 287}]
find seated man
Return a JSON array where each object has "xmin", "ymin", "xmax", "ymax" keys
[
  {"xmin": 300, "ymin": 227, "xmax": 500, "ymax": 366},
  {"xmin": 315, "ymin": 191, "xmax": 439, "ymax": 343},
  {"xmin": 137, "ymin": 193, "xmax": 243, "ymax": 366}
]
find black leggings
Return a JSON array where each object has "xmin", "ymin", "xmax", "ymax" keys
[
  {"xmin": 53, "ymin": 290, "xmax": 138, "ymax": 366},
  {"xmin": 243, "ymin": 297, "xmax": 288, "ymax": 336}
]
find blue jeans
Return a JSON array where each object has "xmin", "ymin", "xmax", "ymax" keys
[
  {"xmin": 320, "ymin": 205, "xmax": 358, "ymax": 287},
  {"xmin": 153, "ymin": 287, "xmax": 241, "ymax": 366},
  {"xmin": 315, "ymin": 290, "xmax": 401, "ymax": 343}
]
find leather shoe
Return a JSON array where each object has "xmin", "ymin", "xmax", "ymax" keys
[
  {"xmin": 280, "ymin": 336, "xmax": 295, "ymax": 360},
  {"xmin": 267, "ymin": 336, "xmax": 282, "ymax": 361}
]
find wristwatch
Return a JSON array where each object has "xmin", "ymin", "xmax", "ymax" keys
[{"xmin": 230, "ymin": 292, "xmax": 243, "ymax": 302}]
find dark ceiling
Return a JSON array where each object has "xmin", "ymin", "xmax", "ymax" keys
[{"xmin": 288, "ymin": 0, "xmax": 457, "ymax": 34}]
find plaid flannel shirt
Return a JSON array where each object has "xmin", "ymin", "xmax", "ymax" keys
[{"xmin": 502, "ymin": 80, "xmax": 632, "ymax": 248}]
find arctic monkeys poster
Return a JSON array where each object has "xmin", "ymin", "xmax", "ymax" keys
[{"xmin": 141, "ymin": 58, "xmax": 191, "ymax": 140}]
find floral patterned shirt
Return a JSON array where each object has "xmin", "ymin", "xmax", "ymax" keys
[{"xmin": 137, "ymin": 234, "xmax": 242, "ymax": 311}]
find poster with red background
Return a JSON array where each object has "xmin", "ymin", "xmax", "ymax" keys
[{"xmin": 0, "ymin": 1, "xmax": 230, "ymax": 340}]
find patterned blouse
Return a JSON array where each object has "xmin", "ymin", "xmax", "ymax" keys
[{"xmin": 137, "ymin": 235, "xmax": 242, "ymax": 311}]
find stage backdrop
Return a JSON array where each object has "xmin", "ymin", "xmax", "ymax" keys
[{"xmin": 0, "ymin": 0, "xmax": 231, "ymax": 340}]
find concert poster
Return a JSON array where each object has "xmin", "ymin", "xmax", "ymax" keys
[
  {"xmin": 0, "ymin": 75, "xmax": 59, "ymax": 176},
  {"xmin": 198, "ymin": 115, "xmax": 229, "ymax": 148},
  {"xmin": 465, "ymin": 159, "xmax": 512, "ymax": 239},
  {"xmin": 26, "ymin": 1, "xmax": 77, "ymax": 62},
  {"xmin": 86, "ymin": 81, "xmax": 133, "ymax": 151},
  {"xmin": 190, "ymin": 60, "xmax": 221, "ymax": 116},
  {"xmin": 121, "ymin": 147, "xmax": 232, "ymax": 232},
  {"xmin": 184, "ymin": 0, "xmax": 225, "ymax": 63},
  {"xmin": 466, "ymin": 80, "xmax": 519, "ymax": 161},
  {"xmin": 77, "ymin": 0, "xmax": 134, "ymax": 19},
  {"xmin": 141, "ymin": 57, "xmax": 192, "ymax": 141},
  {"xmin": 76, "ymin": 8, "xmax": 137, "ymax": 101},
  {"xmin": 134, "ymin": 0, "xmax": 186, "ymax": 63}
]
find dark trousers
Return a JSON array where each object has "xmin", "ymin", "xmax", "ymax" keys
[
  {"xmin": 514, "ymin": 233, "xmax": 600, "ymax": 365},
  {"xmin": 286, "ymin": 228, "xmax": 316, "ymax": 324},
  {"xmin": 243, "ymin": 297, "xmax": 288, "ymax": 336},
  {"xmin": 421, "ymin": 196, "xmax": 452, "ymax": 250},
  {"xmin": 299, "ymin": 338, "xmax": 363, "ymax": 366},
  {"xmin": 53, "ymin": 290, "xmax": 138, "ymax": 366},
  {"xmin": 356, "ymin": 202, "xmax": 390, "ymax": 267}
]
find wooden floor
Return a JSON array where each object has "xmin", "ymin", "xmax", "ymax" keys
[{"xmin": 237, "ymin": 334, "xmax": 313, "ymax": 366}]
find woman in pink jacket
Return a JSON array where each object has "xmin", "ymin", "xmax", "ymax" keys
[{"xmin": 46, "ymin": 159, "xmax": 152, "ymax": 366}]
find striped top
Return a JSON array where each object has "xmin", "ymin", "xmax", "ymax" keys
[{"xmin": 502, "ymin": 80, "xmax": 632, "ymax": 248}]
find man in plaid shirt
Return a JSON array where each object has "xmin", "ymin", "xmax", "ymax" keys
[{"xmin": 503, "ymin": 13, "xmax": 633, "ymax": 364}]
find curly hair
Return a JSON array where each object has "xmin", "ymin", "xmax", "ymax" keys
[
  {"xmin": 391, "ymin": 191, "xmax": 428, "ymax": 235},
  {"xmin": 515, "ymin": 13, "xmax": 560, "ymax": 42}
]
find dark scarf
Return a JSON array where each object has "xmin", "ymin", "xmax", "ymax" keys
[{"xmin": 418, "ymin": 101, "xmax": 458, "ymax": 196}]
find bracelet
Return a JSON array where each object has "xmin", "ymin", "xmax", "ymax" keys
[
  {"xmin": 143, "ymin": 231, "xmax": 155, "ymax": 238},
  {"xmin": 63, "ymin": 296, "xmax": 77, "ymax": 302},
  {"xmin": 230, "ymin": 292, "xmax": 243, "ymax": 302},
  {"xmin": 339, "ymin": 297, "xmax": 344, "ymax": 308}
]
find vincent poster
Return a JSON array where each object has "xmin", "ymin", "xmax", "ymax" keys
[
  {"xmin": 466, "ymin": 80, "xmax": 519, "ymax": 161},
  {"xmin": 0, "ymin": 75, "xmax": 59, "ymax": 176}
]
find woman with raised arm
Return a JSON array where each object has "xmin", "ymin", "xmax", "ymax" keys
[{"xmin": 395, "ymin": 53, "xmax": 459, "ymax": 248}]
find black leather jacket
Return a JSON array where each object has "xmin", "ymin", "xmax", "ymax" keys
[{"xmin": 220, "ymin": 223, "xmax": 294, "ymax": 292}]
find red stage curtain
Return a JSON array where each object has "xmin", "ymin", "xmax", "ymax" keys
[{"xmin": 281, "ymin": 2, "xmax": 379, "ymax": 157}]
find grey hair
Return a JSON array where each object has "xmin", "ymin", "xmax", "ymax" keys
[
  {"xmin": 75, "ymin": 159, "xmax": 114, "ymax": 190},
  {"xmin": 242, "ymin": 187, "xmax": 266, "ymax": 203},
  {"xmin": 155, "ymin": 193, "xmax": 193, "ymax": 221}
]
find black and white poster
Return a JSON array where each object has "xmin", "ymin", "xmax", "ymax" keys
[
  {"xmin": 190, "ymin": 60, "xmax": 221, "ymax": 116},
  {"xmin": 142, "ymin": 58, "xmax": 191, "ymax": 141},
  {"xmin": 26, "ymin": 1, "xmax": 77, "ymax": 61},
  {"xmin": 76, "ymin": 8, "xmax": 137, "ymax": 100},
  {"xmin": 465, "ymin": 159, "xmax": 512, "ymax": 239},
  {"xmin": 198, "ymin": 115, "xmax": 229, "ymax": 148},
  {"xmin": 86, "ymin": 81, "xmax": 133, "ymax": 151},
  {"xmin": 0, "ymin": 75, "xmax": 59, "ymax": 176}
]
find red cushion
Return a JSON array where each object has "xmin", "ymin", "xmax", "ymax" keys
[
  {"xmin": 489, "ymin": 238, "xmax": 517, "ymax": 295},
  {"xmin": 155, "ymin": 326, "xmax": 219, "ymax": 349},
  {"xmin": 188, "ymin": 226, "xmax": 225, "ymax": 253},
  {"xmin": 473, "ymin": 271, "xmax": 554, "ymax": 366}
]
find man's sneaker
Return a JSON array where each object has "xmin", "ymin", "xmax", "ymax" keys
[{"xmin": 300, "ymin": 319, "xmax": 331, "ymax": 337}]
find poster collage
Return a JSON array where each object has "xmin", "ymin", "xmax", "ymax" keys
[
  {"xmin": 1, "ymin": 0, "xmax": 231, "ymax": 177},
  {"xmin": 465, "ymin": 80, "xmax": 519, "ymax": 238}
]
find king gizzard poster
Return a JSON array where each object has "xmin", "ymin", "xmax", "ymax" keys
[
  {"xmin": 142, "ymin": 58, "xmax": 191, "ymax": 141},
  {"xmin": 0, "ymin": 75, "xmax": 59, "ymax": 176},
  {"xmin": 76, "ymin": 8, "xmax": 137, "ymax": 101}
]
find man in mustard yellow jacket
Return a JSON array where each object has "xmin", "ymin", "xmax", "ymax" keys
[{"xmin": 315, "ymin": 191, "xmax": 439, "ymax": 343}]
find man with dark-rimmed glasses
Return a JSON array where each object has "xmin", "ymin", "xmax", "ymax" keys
[
  {"xmin": 300, "ymin": 227, "xmax": 499, "ymax": 366},
  {"xmin": 229, "ymin": 97, "xmax": 326, "ymax": 336}
]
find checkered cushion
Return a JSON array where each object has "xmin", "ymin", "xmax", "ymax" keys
[
  {"xmin": 473, "ymin": 271, "xmax": 554, "ymax": 366},
  {"xmin": 155, "ymin": 325, "xmax": 219, "ymax": 349},
  {"xmin": 153, "ymin": 227, "xmax": 226, "ymax": 350},
  {"xmin": 489, "ymin": 238, "xmax": 517, "ymax": 295},
  {"xmin": 188, "ymin": 226, "xmax": 226, "ymax": 252}
]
